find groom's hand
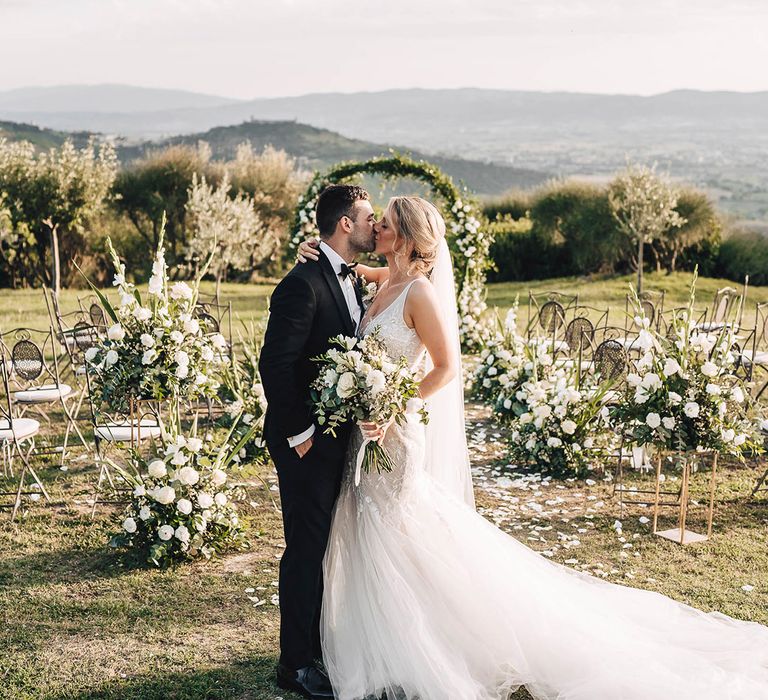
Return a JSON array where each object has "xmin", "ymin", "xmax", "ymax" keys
[{"xmin": 295, "ymin": 436, "xmax": 314, "ymax": 458}]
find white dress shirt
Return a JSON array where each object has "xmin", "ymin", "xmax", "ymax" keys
[{"xmin": 287, "ymin": 241, "xmax": 360, "ymax": 449}]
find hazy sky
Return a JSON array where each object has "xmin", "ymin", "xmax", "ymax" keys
[{"xmin": 1, "ymin": 0, "xmax": 766, "ymax": 98}]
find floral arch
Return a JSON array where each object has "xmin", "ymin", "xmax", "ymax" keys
[{"xmin": 288, "ymin": 154, "xmax": 491, "ymax": 350}]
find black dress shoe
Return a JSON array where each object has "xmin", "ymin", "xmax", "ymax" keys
[{"xmin": 276, "ymin": 663, "xmax": 334, "ymax": 698}]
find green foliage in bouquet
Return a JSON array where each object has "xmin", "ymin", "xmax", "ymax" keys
[
  {"xmin": 310, "ymin": 331, "xmax": 427, "ymax": 475},
  {"xmin": 109, "ymin": 418, "xmax": 255, "ymax": 567},
  {"xmin": 79, "ymin": 223, "xmax": 227, "ymax": 413},
  {"xmin": 610, "ymin": 273, "xmax": 763, "ymax": 459}
]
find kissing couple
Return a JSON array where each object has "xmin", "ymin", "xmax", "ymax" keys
[{"xmin": 259, "ymin": 185, "xmax": 768, "ymax": 700}]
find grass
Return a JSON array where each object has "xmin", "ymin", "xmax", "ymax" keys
[
  {"xmin": 2, "ymin": 270, "xmax": 765, "ymax": 337},
  {"xmin": 0, "ymin": 273, "xmax": 767, "ymax": 699}
]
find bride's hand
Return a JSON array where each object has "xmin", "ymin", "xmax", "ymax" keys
[
  {"xmin": 297, "ymin": 237, "xmax": 321, "ymax": 263},
  {"xmin": 359, "ymin": 419, "xmax": 392, "ymax": 443}
]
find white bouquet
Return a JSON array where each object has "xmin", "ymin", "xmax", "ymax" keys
[
  {"xmin": 81, "ymin": 230, "xmax": 226, "ymax": 412},
  {"xmin": 310, "ymin": 331, "xmax": 427, "ymax": 484}
]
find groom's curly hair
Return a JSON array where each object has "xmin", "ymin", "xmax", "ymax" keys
[{"xmin": 316, "ymin": 184, "xmax": 370, "ymax": 239}]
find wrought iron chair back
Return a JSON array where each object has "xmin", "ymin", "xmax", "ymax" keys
[
  {"xmin": 592, "ymin": 328, "xmax": 630, "ymax": 384},
  {"xmin": 89, "ymin": 303, "xmax": 107, "ymax": 332},
  {"xmin": 709, "ymin": 287, "xmax": 740, "ymax": 326},
  {"xmin": 527, "ymin": 290, "xmax": 578, "ymax": 327}
]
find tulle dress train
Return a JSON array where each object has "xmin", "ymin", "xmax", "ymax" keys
[{"xmin": 321, "ymin": 282, "xmax": 768, "ymax": 700}]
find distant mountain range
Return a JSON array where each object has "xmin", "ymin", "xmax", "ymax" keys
[
  {"xmin": 0, "ymin": 118, "xmax": 549, "ymax": 196},
  {"xmin": 1, "ymin": 84, "xmax": 767, "ymax": 224}
]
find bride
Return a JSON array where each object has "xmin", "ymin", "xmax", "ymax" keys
[{"xmin": 297, "ymin": 196, "xmax": 768, "ymax": 700}]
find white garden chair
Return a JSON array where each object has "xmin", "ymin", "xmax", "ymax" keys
[{"xmin": 0, "ymin": 353, "xmax": 50, "ymax": 520}]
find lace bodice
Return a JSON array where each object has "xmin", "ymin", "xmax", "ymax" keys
[
  {"xmin": 359, "ymin": 279, "xmax": 426, "ymax": 372},
  {"xmin": 342, "ymin": 279, "xmax": 427, "ymax": 508}
]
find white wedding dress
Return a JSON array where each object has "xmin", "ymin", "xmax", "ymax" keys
[{"xmin": 321, "ymin": 280, "xmax": 768, "ymax": 700}]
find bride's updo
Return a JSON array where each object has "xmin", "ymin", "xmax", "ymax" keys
[{"xmin": 386, "ymin": 196, "xmax": 446, "ymax": 276}]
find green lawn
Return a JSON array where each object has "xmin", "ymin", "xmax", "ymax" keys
[{"xmin": 0, "ymin": 274, "xmax": 767, "ymax": 699}]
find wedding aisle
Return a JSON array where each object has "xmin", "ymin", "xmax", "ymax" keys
[{"xmin": 0, "ymin": 398, "xmax": 766, "ymax": 699}]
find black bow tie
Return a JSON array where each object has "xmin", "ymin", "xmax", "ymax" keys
[{"xmin": 339, "ymin": 262, "xmax": 357, "ymax": 280}]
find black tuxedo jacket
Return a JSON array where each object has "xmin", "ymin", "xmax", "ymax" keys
[{"xmin": 258, "ymin": 250, "xmax": 364, "ymax": 446}]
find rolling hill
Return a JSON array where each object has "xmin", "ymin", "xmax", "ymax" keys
[{"xmin": 0, "ymin": 118, "xmax": 550, "ymax": 196}]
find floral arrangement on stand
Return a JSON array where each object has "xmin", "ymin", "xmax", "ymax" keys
[
  {"xmin": 473, "ymin": 301, "xmax": 618, "ymax": 478},
  {"xmin": 110, "ymin": 419, "xmax": 253, "ymax": 566},
  {"xmin": 81, "ymin": 231, "xmax": 227, "ymax": 413},
  {"xmin": 219, "ymin": 322, "xmax": 269, "ymax": 467},
  {"xmin": 610, "ymin": 277, "xmax": 762, "ymax": 460},
  {"xmin": 287, "ymin": 154, "xmax": 492, "ymax": 350}
]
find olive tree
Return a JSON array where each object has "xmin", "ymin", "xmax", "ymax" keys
[
  {"xmin": 608, "ymin": 164, "xmax": 686, "ymax": 292},
  {"xmin": 0, "ymin": 138, "xmax": 118, "ymax": 290},
  {"xmin": 185, "ymin": 173, "xmax": 266, "ymax": 297}
]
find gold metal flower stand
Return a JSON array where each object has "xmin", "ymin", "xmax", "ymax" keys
[{"xmin": 652, "ymin": 451, "xmax": 718, "ymax": 545}]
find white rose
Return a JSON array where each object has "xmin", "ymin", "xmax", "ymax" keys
[
  {"xmin": 138, "ymin": 505, "xmax": 151, "ymax": 521},
  {"xmin": 519, "ymin": 412, "xmax": 532, "ymax": 425},
  {"xmin": 197, "ymin": 492, "xmax": 214, "ymax": 509},
  {"xmin": 140, "ymin": 333, "xmax": 155, "ymax": 348},
  {"xmin": 183, "ymin": 318, "xmax": 200, "ymax": 335},
  {"xmin": 721, "ymin": 428, "xmax": 735, "ymax": 442},
  {"xmin": 336, "ymin": 372, "xmax": 357, "ymax": 399},
  {"xmin": 133, "ymin": 306, "xmax": 152, "ymax": 322},
  {"xmin": 626, "ymin": 372, "xmax": 642, "ymax": 387},
  {"xmin": 701, "ymin": 361, "xmax": 718, "ymax": 377},
  {"xmin": 154, "ymin": 486, "xmax": 176, "ymax": 504},
  {"xmin": 561, "ymin": 419, "xmax": 577, "ymax": 435},
  {"xmin": 645, "ymin": 412, "xmax": 661, "ymax": 429},
  {"xmin": 105, "ymin": 349, "xmax": 119, "ymax": 366},
  {"xmin": 503, "ymin": 398, "xmax": 512, "ymax": 410},
  {"xmin": 366, "ymin": 369, "xmax": 386, "ymax": 394},
  {"xmin": 214, "ymin": 492, "xmax": 228, "ymax": 507},
  {"xmin": 170, "ymin": 281, "xmax": 193, "ymax": 300},
  {"xmin": 176, "ymin": 498, "xmax": 193, "ymax": 515},
  {"xmin": 174, "ymin": 524, "xmax": 191, "ymax": 543},
  {"xmin": 122, "ymin": 517, "xmax": 137, "ymax": 533},
  {"xmin": 731, "ymin": 386, "xmax": 745, "ymax": 403},
  {"xmin": 170, "ymin": 330, "xmax": 184, "ymax": 344},
  {"xmin": 641, "ymin": 373, "xmax": 661, "ymax": 391},
  {"xmin": 211, "ymin": 469, "xmax": 227, "ymax": 486},
  {"xmin": 662, "ymin": 416, "xmax": 676, "ymax": 430},
  {"xmin": 85, "ymin": 347, "xmax": 99, "ymax": 363},
  {"xmin": 201, "ymin": 345, "xmax": 214, "ymax": 362},
  {"xmin": 158, "ymin": 524, "xmax": 174, "ymax": 540},
  {"xmin": 107, "ymin": 324, "xmax": 125, "ymax": 341},
  {"xmin": 176, "ymin": 364, "xmax": 189, "ymax": 379},
  {"xmin": 683, "ymin": 402, "xmax": 700, "ymax": 418},
  {"xmin": 547, "ymin": 437, "xmax": 562, "ymax": 448},
  {"xmin": 733, "ymin": 433, "xmax": 746, "ymax": 446},
  {"xmin": 194, "ymin": 372, "xmax": 207, "ymax": 386},
  {"xmin": 705, "ymin": 383, "xmax": 721, "ymax": 396},
  {"xmin": 668, "ymin": 391, "xmax": 683, "ymax": 405},
  {"xmin": 174, "ymin": 350, "xmax": 189, "ymax": 366},
  {"xmin": 211, "ymin": 333, "xmax": 227, "ymax": 350},
  {"xmin": 142, "ymin": 349, "xmax": 157, "ymax": 365},
  {"xmin": 147, "ymin": 459, "xmax": 167, "ymax": 478},
  {"xmin": 177, "ymin": 466, "xmax": 199, "ymax": 485},
  {"xmin": 633, "ymin": 387, "xmax": 649, "ymax": 405},
  {"xmin": 663, "ymin": 359, "xmax": 681, "ymax": 376},
  {"xmin": 186, "ymin": 437, "xmax": 203, "ymax": 453}
]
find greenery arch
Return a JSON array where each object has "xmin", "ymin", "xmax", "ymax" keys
[{"xmin": 288, "ymin": 154, "xmax": 491, "ymax": 350}]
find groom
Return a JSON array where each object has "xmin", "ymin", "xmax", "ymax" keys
[{"xmin": 259, "ymin": 184, "xmax": 376, "ymax": 698}]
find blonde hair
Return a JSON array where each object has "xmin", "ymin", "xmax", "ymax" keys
[{"xmin": 386, "ymin": 196, "xmax": 446, "ymax": 276}]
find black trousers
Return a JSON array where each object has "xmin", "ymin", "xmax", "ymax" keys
[{"xmin": 268, "ymin": 430, "xmax": 347, "ymax": 670}]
